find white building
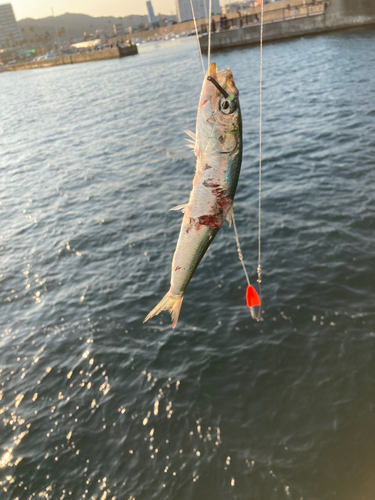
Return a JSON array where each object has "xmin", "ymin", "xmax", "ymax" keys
[
  {"xmin": 175, "ymin": 0, "xmax": 221, "ymax": 23},
  {"xmin": 113, "ymin": 23, "xmax": 125, "ymax": 36},
  {"xmin": 0, "ymin": 3, "xmax": 21, "ymax": 48}
]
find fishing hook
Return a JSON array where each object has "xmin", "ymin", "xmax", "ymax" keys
[{"xmin": 207, "ymin": 76, "xmax": 234, "ymax": 100}]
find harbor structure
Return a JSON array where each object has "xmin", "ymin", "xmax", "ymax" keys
[
  {"xmin": 175, "ymin": 0, "xmax": 221, "ymax": 23},
  {"xmin": 5, "ymin": 43, "xmax": 138, "ymax": 72},
  {"xmin": 199, "ymin": 0, "xmax": 375, "ymax": 52},
  {"xmin": 0, "ymin": 3, "xmax": 21, "ymax": 48}
]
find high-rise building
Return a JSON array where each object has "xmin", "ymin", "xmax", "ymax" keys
[
  {"xmin": 146, "ymin": 1, "xmax": 157, "ymax": 25},
  {"xmin": 0, "ymin": 3, "xmax": 21, "ymax": 48},
  {"xmin": 175, "ymin": 0, "xmax": 221, "ymax": 23}
]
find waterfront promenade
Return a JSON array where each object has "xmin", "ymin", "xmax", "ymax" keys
[
  {"xmin": 200, "ymin": 0, "xmax": 375, "ymax": 52},
  {"xmin": 5, "ymin": 47, "xmax": 120, "ymax": 72}
]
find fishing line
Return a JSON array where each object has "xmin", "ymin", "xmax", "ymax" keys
[
  {"xmin": 208, "ymin": 0, "xmax": 212, "ymax": 69},
  {"xmin": 232, "ymin": 0, "xmax": 264, "ymax": 319},
  {"xmin": 190, "ymin": 0, "xmax": 205, "ymax": 76},
  {"xmin": 257, "ymin": 0, "xmax": 264, "ymax": 293},
  {"xmin": 232, "ymin": 213, "xmax": 250, "ymax": 287}
]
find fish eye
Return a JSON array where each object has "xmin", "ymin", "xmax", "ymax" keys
[{"xmin": 220, "ymin": 98, "xmax": 236, "ymax": 115}]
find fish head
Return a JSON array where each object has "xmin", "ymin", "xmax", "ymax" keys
[{"xmin": 196, "ymin": 62, "xmax": 241, "ymax": 155}]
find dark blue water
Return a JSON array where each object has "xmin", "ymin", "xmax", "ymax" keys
[{"xmin": 0, "ymin": 28, "xmax": 374, "ymax": 500}]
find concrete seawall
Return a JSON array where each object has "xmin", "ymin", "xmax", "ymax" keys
[
  {"xmin": 200, "ymin": 0, "xmax": 375, "ymax": 52},
  {"xmin": 110, "ymin": 0, "xmax": 313, "ymax": 45},
  {"xmin": 6, "ymin": 48, "xmax": 120, "ymax": 72}
]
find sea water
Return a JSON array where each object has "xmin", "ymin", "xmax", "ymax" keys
[{"xmin": 0, "ymin": 28, "xmax": 374, "ymax": 500}]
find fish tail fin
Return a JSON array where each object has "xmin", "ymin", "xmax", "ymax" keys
[{"xmin": 143, "ymin": 292, "xmax": 184, "ymax": 329}]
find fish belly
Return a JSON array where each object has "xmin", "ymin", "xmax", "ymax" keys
[
  {"xmin": 170, "ymin": 154, "xmax": 230, "ymax": 296},
  {"xmin": 170, "ymin": 222, "xmax": 218, "ymax": 296}
]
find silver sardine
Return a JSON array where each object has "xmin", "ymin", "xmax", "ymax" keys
[{"xmin": 144, "ymin": 62, "xmax": 242, "ymax": 328}]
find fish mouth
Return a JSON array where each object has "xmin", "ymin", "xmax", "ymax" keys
[
  {"xmin": 207, "ymin": 62, "xmax": 239, "ymax": 98},
  {"xmin": 208, "ymin": 62, "xmax": 218, "ymax": 80}
]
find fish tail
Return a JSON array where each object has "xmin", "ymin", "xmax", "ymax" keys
[{"xmin": 143, "ymin": 292, "xmax": 184, "ymax": 329}]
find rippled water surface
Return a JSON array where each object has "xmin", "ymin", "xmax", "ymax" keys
[{"xmin": 1, "ymin": 28, "xmax": 375, "ymax": 500}]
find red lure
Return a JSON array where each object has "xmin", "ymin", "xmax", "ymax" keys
[{"xmin": 246, "ymin": 285, "xmax": 261, "ymax": 320}]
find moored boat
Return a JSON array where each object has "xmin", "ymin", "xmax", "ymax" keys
[{"xmin": 118, "ymin": 44, "xmax": 138, "ymax": 57}]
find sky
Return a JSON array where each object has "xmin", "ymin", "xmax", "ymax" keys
[{"xmin": 11, "ymin": 0, "xmax": 177, "ymax": 20}]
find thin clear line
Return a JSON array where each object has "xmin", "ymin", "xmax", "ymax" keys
[
  {"xmin": 257, "ymin": 0, "xmax": 264, "ymax": 286},
  {"xmin": 189, "ymin": 0, "xmax": 205, "ymax": 76},
  {"xmin": 208, "ymin": 0, "xmax": 212, "ymax": 69}
]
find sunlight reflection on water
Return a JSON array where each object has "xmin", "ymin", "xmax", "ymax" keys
[{"xmin": 0, "ymin": 29, "xmax": 375, "ymax": 500}]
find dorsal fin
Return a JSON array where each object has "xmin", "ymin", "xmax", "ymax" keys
[{"xmin": 170, "ymin": 204, "xmax": 187, "ymax": 213}]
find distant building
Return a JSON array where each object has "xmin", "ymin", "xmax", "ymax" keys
[
  {"xmin": 146, "ymin": 1, "xmax": 157, "ymax": 25},
  {"xmin": 224, "ymin": 0, "xmax": 275, "ymax": 13},
  {"xmin": 113, "ymin": 23, "xmax": 125, "ymax": 36},
  {"xmin": 0, "ymin": 3, "xmax": 21, "ymax": 48},
  {"xmin": 175, "ymin": 0, "xmax": 221, "ymax": 23},
  {"xmin": 224, "ymin": 2, "xmax": 256, "ymax": 14},
  {"xmin": 121, "ymin": 15, "xmax": 149, "ymax": 31}
]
